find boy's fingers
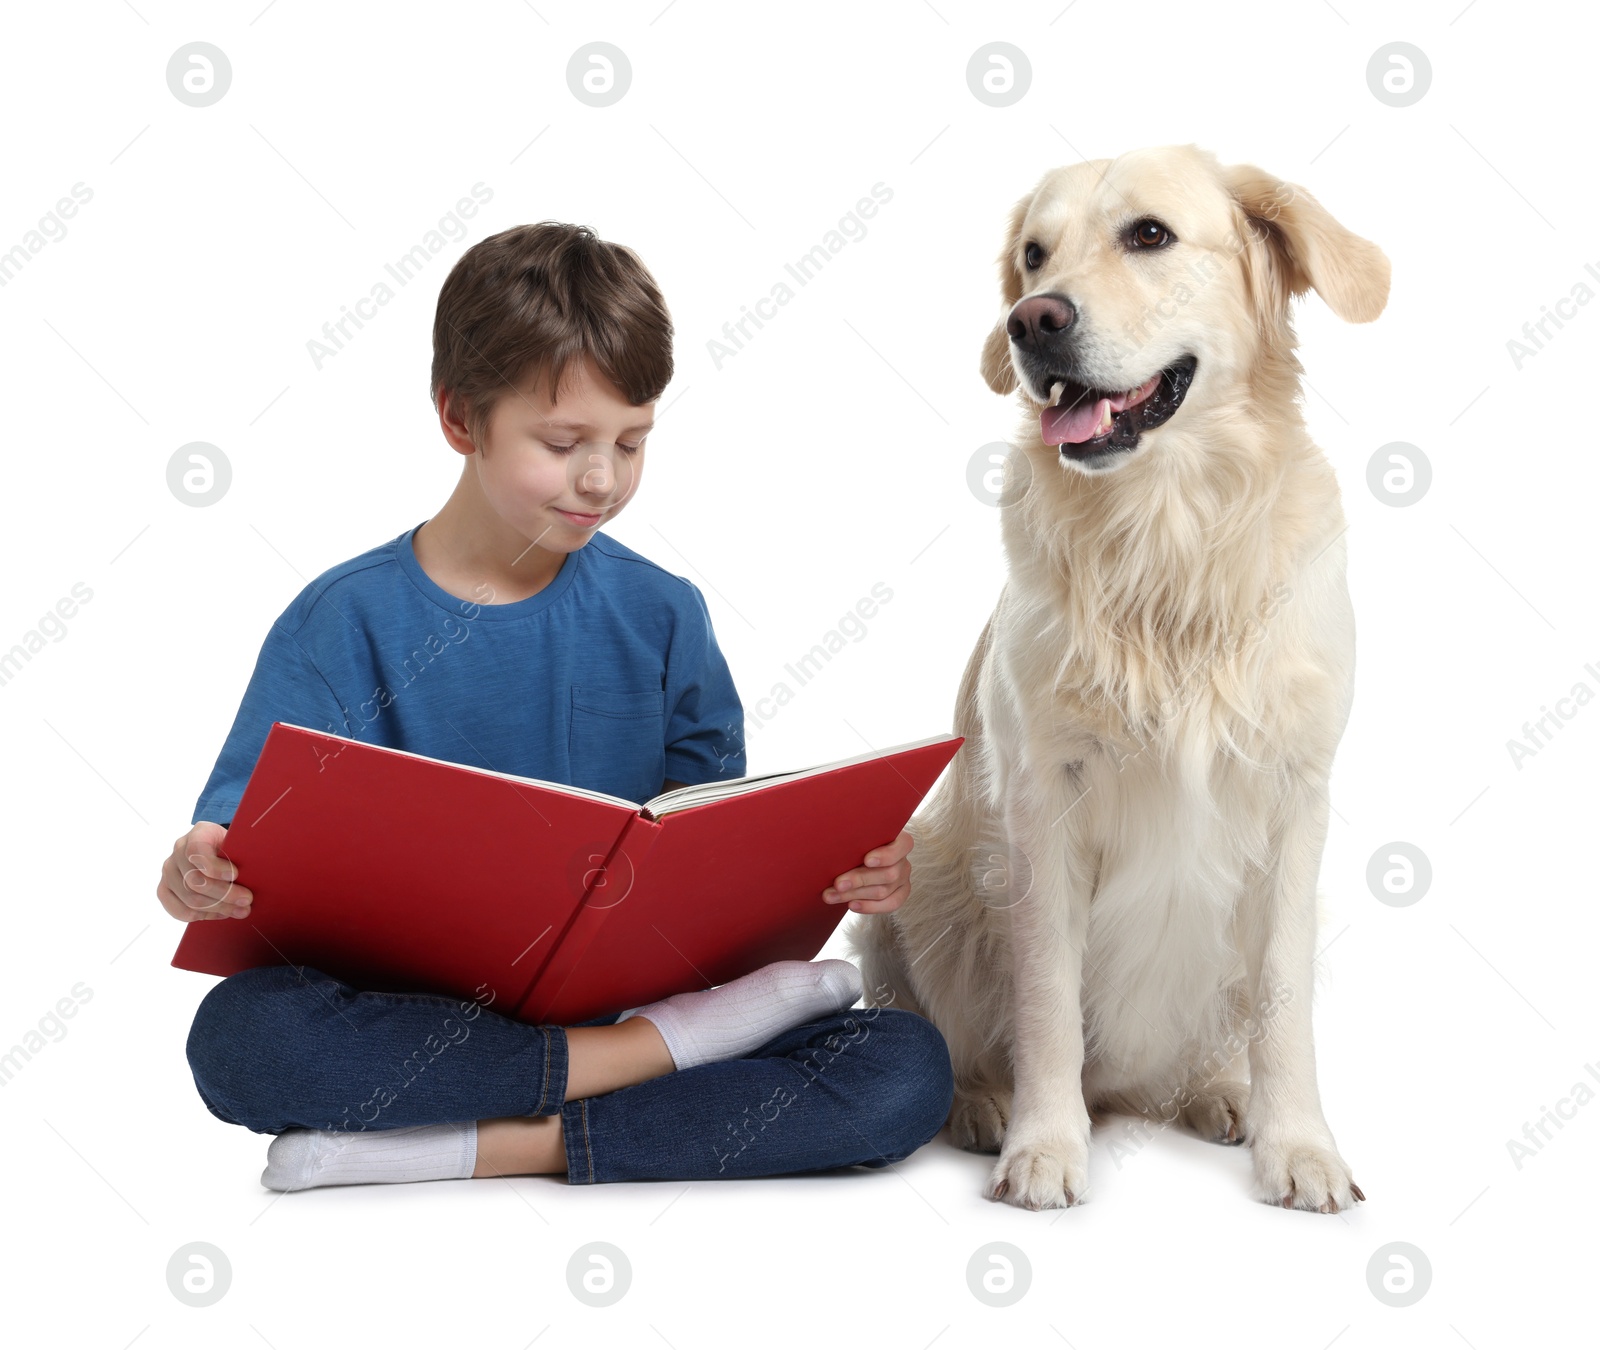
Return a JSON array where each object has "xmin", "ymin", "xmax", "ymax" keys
[
  {"xmin": 187, "ymin": 852, "xmax": 238, "ymax": 883},
  {"xmin": 196, "ymin": 875, "xmax": 252, "ymax": 903},
  {"xmin": 863, "ymin": 832, "xmax": 913, "ymax": 867},
  {"xmin": 831, "ymin": 861, "xmax": 907, "ymax": 893},
  {"xmin": 826, "ymin": 879, "xmax": 897, "ymax": 903},
  {"xmin": 160, "ymin": 881, "xmax": 246, "ymax": 921},
  {"xmin": 180, "ymin": 863, "xmax": 221, "ymax": 898},
  {"xmin": 181, "ymin": 866, "xmax": 252, "ymax": 909},
  {"xmin": 846, "ymin": 883, "xmax": 909, "ymax": 914},
  {"xmin": 157, "ymin": 881, "xmax": 192, "ymax": 921},
  {"xmin": 181, "ymin": 857, "xmax": 243, "ymax": 892}
]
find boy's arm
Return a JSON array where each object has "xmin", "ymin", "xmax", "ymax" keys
[
  {"xmin": 161, "ymin": 618, "xmax": 350, "ymax": 922},
  {"xmin": 661, "ymin": 584, "xmax": 746, "ymax": 785},
  {"xmin": 190, "ymin": 619, "xmax": 351, "ymax": 828},
  {"xmin": 658, "ymin": 585, "xmax": 913, "ymax": 914}
]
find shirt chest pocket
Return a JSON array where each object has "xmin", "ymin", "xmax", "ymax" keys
[{"xmin": 568, "ymin": 684, "xmax": 667, "ymax": 803}]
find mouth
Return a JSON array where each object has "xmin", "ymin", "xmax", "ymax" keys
[
  {"xmin": 1039, "ymin": 355, "xmax": 1197, "ymax": 462},
  {"xmin": 556, "ymin": 507, "xmax": 603, "ymax": 526}
]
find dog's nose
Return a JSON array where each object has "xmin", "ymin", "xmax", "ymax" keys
[{"xmin": 1007, "ymin": 293, "xmax": 1076, "ymax": 352}]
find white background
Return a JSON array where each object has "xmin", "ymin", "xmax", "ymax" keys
[{"xmin": 2, "ymin": 1, "xmax": 1594, "ymax": 1346}]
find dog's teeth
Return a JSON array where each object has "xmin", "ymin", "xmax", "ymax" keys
[
  {"xmin": 1098, "ymin": 402, "xmax": 1113, "ymax": 434},
  {"xmin": 1049, "ymin": 380, "xmax": 1065, "ymax": 405}
]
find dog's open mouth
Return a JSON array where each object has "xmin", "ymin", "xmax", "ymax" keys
[{"xmin": 1041, "ymin": 355, "xmax": 1198, "ymax": 459}]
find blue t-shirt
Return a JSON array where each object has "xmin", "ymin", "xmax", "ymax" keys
[{"xmin": 193, "ymin": 522, "xmax": 747, "ymax": 826}]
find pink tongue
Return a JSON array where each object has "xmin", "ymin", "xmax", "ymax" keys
[
  {"xmin": 1040, "ymin": 374, "xmax": 1161, "ymax": 446},
  {"xmin": 1042, "ymin": 396, "xmax": 1110, "ymax": 446}
]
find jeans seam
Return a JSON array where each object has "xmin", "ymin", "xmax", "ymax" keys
[
  {"xmin": 535, "ymin": 1026, "xmax": 552, "ymax": 1114},
  {"xmin": 355, "ymin": 989, "xmax": 460, "ymax": 1008},
  {"xmin": 580, "ymin": 1099, "xmax": 594, "ymax": 1183}
]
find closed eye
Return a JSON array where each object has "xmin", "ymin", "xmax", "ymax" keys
[{"xmin": 546, "ymin": 441, "xmax": 645, "ymax": 453}]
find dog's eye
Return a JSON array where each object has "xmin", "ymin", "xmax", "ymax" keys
[
  {"xmin": 1129, "ymin": 219, "xmax": 1173, "ymax": 249},
  {"xmin": 1024, "ymin": 241, "xmax": 1045, "ymax": 270}
]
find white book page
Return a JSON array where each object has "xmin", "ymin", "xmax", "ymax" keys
[
  {"xmin": 641, "ymin": 733, "xmax": 954, "ymax": 819},
  {"xmin": 277, "ymin": 722, "xmax": 643, "ymax": 810}
]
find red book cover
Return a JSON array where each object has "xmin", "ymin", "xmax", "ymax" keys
[
  {"xmin": 173, "ymin": 723, "xmax": 963, "ymax": 1025},
  {"xmin": 517, "ymin": 735, "xmax": 966, "ymax": 1024},
  {"xmin": 171, "ymin": 723, "xmax": 638, "ymax": 1014}
]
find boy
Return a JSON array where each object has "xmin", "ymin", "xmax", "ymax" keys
[{"xmin": 158, "ymin": 222, "xmax": 954, "ymax": 1191}]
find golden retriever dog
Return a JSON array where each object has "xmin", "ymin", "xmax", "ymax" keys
[{"xmin": 847, "ymin": 144, "xmax": 1388, "ymax": 1212}]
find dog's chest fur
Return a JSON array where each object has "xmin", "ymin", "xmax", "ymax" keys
[
  {"xmin": 976, "ymin": 440, "xmax": 1342, "ymax": 1090},
  {"xmin": 989, "ymin": 623, "xmax": 1277, "ymax": 1088}
]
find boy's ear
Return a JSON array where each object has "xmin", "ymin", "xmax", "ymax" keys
[
  {"xmin": 437, "ymin": 388, "xmax": 479, "ymax": 457},
  {"xmin": 979, "ymin": 191, "xmax": 1034, "ymax": 396},
  {"xmin": 1224, "ymin": 164, "xmax": 1390, "ymax": 325}
]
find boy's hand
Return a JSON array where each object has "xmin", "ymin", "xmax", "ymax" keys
[
  {"xmin": 157, "ymin": 822, "xmax": 253, "ymax": 922},
  {"xmin": 823, "ymin": 829, "xmax": 913, "ymax": 913}
]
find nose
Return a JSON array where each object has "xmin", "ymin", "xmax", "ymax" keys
[
  {"xmin": 576, "ymin": 449, "xmax": 615, "ymax": 496},
  {"xmin": 1006, "ymin": 293, "xmax": 1076, "ymax": 354}
]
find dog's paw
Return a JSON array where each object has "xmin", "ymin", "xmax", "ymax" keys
[
  {"xmin": 984, "ymin": 1137, "xmax": 1089, "ymax": 1210},
  {"xmin": 950, "ymin": 1084, "xmax": 1012, "ymax": 1153},
  {"xmin": 1251, "ymin": 1137, "xmax": 1365, "ymax": 1213},
  {"xmin": 1181, "ymin": 1081, "xmax": 1250, "ymax": 1145}
]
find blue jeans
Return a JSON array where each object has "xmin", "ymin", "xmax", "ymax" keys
[{"xmin": 186, "ymin": 964, "xmax": 954, "ymax": 1185}]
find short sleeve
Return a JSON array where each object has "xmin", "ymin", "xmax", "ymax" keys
[
  {"xmin": 192, "ymin": 621, "xmax": 350, "ymax": 828},
  {"xmin": 662, "ymin": 584, "xmax": 746, "ymax": 785}
]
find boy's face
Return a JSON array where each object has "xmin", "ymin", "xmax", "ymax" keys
[{"xmin": 473, "ymin": 355, "xmax": 653, "ymax": 551}]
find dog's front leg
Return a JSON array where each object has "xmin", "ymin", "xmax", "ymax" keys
[
  {"xmin": 984, "ymin": 766, "xmax": 1095, "ymax": 1210},
  {"xmin": 1241, "ymin": 774, "xmax": 1365, "ymax": 1213}
]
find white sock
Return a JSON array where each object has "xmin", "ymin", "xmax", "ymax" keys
[
  {"xmin": 261, "ymin": 1121, "xmax": 477, "ymax": 1192},
  {"xmin": 616, "ymin": 958, "xmax": 861, "ymax": 1070}
]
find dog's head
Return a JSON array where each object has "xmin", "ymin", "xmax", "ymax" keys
[{"xmin": 979, "ymin": 144, "xmax": 1390, "ymax": 475}]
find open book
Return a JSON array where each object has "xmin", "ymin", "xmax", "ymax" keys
[{"xmin": 172, "ymin": 722, "xmax": 963, "ymax": 1025}]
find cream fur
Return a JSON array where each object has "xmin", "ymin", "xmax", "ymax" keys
[{"xmin": 846, "ymin": 144, "xmax": 1389, "ymax": 1212}]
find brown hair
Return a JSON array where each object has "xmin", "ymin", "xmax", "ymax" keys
[{"xmin": 430, "ymin": 221, "xmax": 673, "ymax": 448}]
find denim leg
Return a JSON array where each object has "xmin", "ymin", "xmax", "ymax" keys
[
  {"xmin": 560, "ymin": 1006, "xmax": 954, "ymax": 1184},
  {"xmin": 186, "ymin": 964, "xmax": 577, "ymax": 1134}
]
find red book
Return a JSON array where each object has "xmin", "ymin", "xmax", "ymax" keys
[{"xmin": 172, "ymin": 723, "xmax": 963, "ymax": 1025}]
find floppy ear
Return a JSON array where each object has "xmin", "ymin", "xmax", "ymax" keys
[
  {"xmin": 979, "ymin": 191, "xmax": 1034, "ymax": 395},
  {"xmin": 1224, "ymin": 165, "xmax": 1390, "ymax": 325}
]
